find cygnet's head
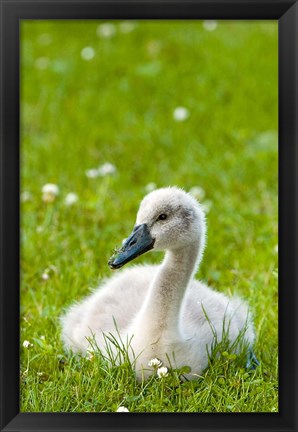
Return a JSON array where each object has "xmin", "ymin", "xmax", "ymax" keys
[{"xmin": 108, "ymin": 187, "xmax": 206, "ymax": 269}]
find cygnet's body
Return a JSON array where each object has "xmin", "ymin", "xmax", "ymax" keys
[{"xmin": 61, "ymin": 187, "xmax": 255, "ymax": 380}]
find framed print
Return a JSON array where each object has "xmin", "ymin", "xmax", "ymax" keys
[{"xmin": 0, "ymin": 1, "xmax": 297, "ymax": 431}]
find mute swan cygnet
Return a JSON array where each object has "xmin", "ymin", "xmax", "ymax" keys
[{"xmin": 61, "ymin": 187, "xmax": 257, "ymax": 381}]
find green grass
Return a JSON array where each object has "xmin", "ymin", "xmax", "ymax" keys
[{"xmin": 20, "ymin": 20, "xmax": 278, "ymax": 412}]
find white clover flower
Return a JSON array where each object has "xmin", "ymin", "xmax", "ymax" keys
[
  {"xmin": 157, "ymin": 366, "xmax": 169, "ymax": 378},
  {"xmin": 23, "ymin": 340, "xmax": 33, "ymax": 349},
  {"xmin": 116, "ymin": 406, "xmax": 129, "ymax": 412},
  {"xmin": 42, "ymin": 183, "xmax": 59, "ymax": 195},
  {"xmin": 173, "ymin": 107, "xmax": 190, "ymax": 122},
  {"xmin": 65, "ymin": 193, "xmax": 79, "ymax": 206},
  {"xmin": 145, "ymin": 182, "xmax": 157, "ymax": 193},
  {"xmin": 86, "ymin": 163, "xmax": 116, "ymax": 178},
  {"xmin": 35, "ymin": 57, "xmax": 50, "ymax": 70},
  {"xmin": 189, "ymin": 186, "xmax": 206, "ymax": 201},
  {"xmin": 42, "ymin": 272, "xmax": 49, "ymax": 281},
  {"xmin": 148, "ymin": 358, "xmax": 163, "ymax": 368},
  {"xmin": 42, "ymin": 183, "xmax": 59, "ymax": 203},
  {"xmin": 97, "ymin": 162, "xmax": 116, "ymax": 176},
  {"xmin": 96, "ymin": 23, "xmax": 116, "ymax": 38},
  {"xmin": 81, "ymin": 46, "xmax": 95, "ymax": 61},
  {"xmin": 119, "ymin": 21, "xmax": 136, "ymax": 33},
  {"xmin": 86, "ymin": 168, "xmax": 100, "ymax": 179},
  {"xmin": 21, "ymin": 191, "xmax": 32, "ymax": 203},
  {"xmin": 203, "ymin": 20, "xmax": 218, "ymax": 31}
]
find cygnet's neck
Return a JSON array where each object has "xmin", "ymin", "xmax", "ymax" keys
[{"xmin": 136, "ymin": 239, "xmax": 202, "ymax": 337}]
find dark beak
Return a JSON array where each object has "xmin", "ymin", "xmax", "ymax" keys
[{"xmin": 108, "ymin": 224, "xmax": 155, "ymax": 270}]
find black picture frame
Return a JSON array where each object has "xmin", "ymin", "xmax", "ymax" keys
[{"xmin": 0, "ymin": 1, "xmax": 297, "ymax": 431}]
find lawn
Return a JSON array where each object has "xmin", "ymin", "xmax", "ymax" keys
[{"xmin": 20, "ymin": 20, "xmax": 278, "ymax": 412}]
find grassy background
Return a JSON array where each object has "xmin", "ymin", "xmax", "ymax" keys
[{"xmin": 20, "ymin": 20, "xmax": 278, "ymax": 412}]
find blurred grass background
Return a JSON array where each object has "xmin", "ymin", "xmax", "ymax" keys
[{"xmin": 20, "ymin": 20, "xmax": 278, "ymax": 412}]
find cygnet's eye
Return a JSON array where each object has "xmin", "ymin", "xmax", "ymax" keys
[{"xmin": 157, "ymin": 213, "xmax": 167, "ymax": 221}]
